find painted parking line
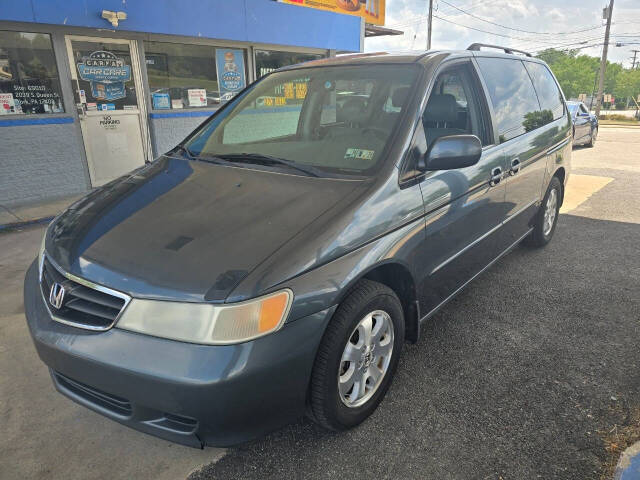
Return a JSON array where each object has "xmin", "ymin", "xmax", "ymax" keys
[{"xmin": 560, "ymin": 174, "xmax": 614, "ymax": 214}]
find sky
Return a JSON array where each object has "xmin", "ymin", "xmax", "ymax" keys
[{"xmin": 364, "ymin": 0, "xmax": 640, "ymax": 67}]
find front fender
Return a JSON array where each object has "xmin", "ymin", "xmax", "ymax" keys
[{"xmin": 274, "ymin": 217, "xmax": 425, "ymax": 323}]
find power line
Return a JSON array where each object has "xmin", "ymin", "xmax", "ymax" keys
[
  {"xmin": 431, "ymin": 13, "xmax": 599, "ymax": 46},
  {"xmin": 437, "ymin": 0, "xmax": 604, "ymax": 35}
]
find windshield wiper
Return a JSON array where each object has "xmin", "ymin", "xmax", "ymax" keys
[
  {"xmin": 215, "ymin": 153, "xmax": 321, "ymax": 177},
  {"xmin": 173, "ymin": 146, "xmax": 237, "ymax": 167}
]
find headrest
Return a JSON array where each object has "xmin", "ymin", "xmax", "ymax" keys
[
  {"xmin": 391, "ymin": 87, "xmax": 410, "ymax": 108},
  {"xmin": 339, "ymin": 97, "xmax": 367, "ymax": 123},
  {"xmin": 423, "ymin": 93, "xmax": 458, "ymax": 123}
]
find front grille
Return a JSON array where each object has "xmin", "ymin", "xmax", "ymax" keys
[
  {"xmin": 53, "ymin": 371, "xmax": 133, "ymax": 417},
  {"xmin": 40, "ymin": 255, "xmax": 129, "ymax": 330}
]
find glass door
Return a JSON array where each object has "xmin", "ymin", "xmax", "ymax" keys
[{"xmin": 65, "ymin": 36, "xmax": 151, "ymax": 186}]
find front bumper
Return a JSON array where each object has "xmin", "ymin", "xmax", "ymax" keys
[{"xmin": 24, "ymin": 260, "xmax": 334, "ymax": 447}]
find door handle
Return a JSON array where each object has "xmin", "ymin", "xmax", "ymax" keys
[
  {"xmin": 489, "ymin": 167, "xmax": 502, "ymax": 186},
  {"xmin": 509, "ymin": 158, "xmax": 521, "ymax": 175}
]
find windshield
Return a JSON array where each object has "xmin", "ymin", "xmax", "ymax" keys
[{"xmin": 184, "ymin": 64, "xmax": 419, "ymax": 176}]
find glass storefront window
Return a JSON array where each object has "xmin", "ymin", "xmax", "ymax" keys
[
  {"xmin": 144, "ymin": 42, "xmax": 247, "ymax": 110},
  {"xmin": 0, "ymin": 31, "xmax": 64, "ymax": 115},
  {"xmin": 255, "ymin": 50, "xmax": 324, "ymax": 79}
]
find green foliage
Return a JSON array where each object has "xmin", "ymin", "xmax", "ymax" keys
[{"xmin": 536, "ymin": 48, "xmax": 640, "ymax": 104}]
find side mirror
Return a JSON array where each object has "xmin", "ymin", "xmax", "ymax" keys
[{"xmin": 419, "ymin": 135, "xmax": 482, "ymax": 171}]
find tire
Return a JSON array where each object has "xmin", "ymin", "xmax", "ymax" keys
[
  {"xmin": 587, "ymin": 127, "xmax": 597, "ymax": 147},
  {"xmin": 523, "ymin": 176, "xmax": 562, "ymax": 248},
  {"xmin": 308, "ymin": 279, "xmax": 405, "ymax": 431}
]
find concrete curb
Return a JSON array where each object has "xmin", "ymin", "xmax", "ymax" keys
[
  {"xmin": 0, "ymin": 216, "xmax": 53, "ymax": 233},
  {"xmin": 614, "ymin": 442, "xmax": 640, "ymax": 480},
  {"xmin": 0, "ymin": 194, "xmax": 81, "ymax": 232}
]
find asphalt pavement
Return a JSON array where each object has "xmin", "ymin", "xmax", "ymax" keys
[{"xmin": 0, "ymin": 127, "xmax": 638, "ymax": 480}]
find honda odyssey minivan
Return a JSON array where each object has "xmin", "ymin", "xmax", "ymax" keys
[{"xmin": 24, "ymin": 44, "xmax": 571, "ymax": 447}]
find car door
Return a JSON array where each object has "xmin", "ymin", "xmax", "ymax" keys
[
  {"xmin": 412, "ymin": 61, "xmax": 511, "ymax": 316},
  {"xmin": 574, "ymin": 103, "xmax": 591, "ymax": 142},
  {"xmin": 475, "ymin": 57, "xmax": 566, "ymax": 242}
]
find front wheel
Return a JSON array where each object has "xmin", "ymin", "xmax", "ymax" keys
[
  {"xmin": 523, "ymin": 176, "xmax": 562, "ymax": 248},
  {"xmin": 308, "ymin": 279, "xmax": 404, "ymax": 430}
]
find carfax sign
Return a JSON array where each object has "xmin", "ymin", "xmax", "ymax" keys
[
  {"xmin": 215, "ymin": 49, "xmax": 246, "ymax": 102},
  {"xmin": 77, "ymin": 51, "xmax": 131, "ymax": 101}
]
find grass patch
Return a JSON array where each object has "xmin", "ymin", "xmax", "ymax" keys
[
  {"xmin": 599, "ymin": 119, "xmax": 639, "ymax": 126},
  {"xmin": 598, "ymin": 114, "xmax": 639, "ymax": 125}
]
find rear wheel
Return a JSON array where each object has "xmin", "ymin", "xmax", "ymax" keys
[
  {"xmin": 308, "ymin": 279, "xmax": 404, "ymax": 430},
  {"xmin": 523, "ymin": 176, "xmax": 562, "ymax": 248}
]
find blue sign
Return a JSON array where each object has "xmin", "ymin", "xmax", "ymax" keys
[
  {"xmin": 77, "ymin": 51, "xmax": 131, "ymax": 101},
  {"xmin": 99, "ymin": 103, "xmax": 116, "ymax": 111},
  {"xmin": 152, "ymin": 93, "xmax": 171, "ymax": 109},
  {"xmin": 215, "ymin": 49, "xmax": 246, "ymax": 102}
]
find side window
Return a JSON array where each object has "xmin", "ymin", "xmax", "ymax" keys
[
  {"xmin": 524, "ymin": 61, "xmax": 564, "ymax": 122},
  {"xmin": 422, "ymin": 64, "xmax": 489, "ymax": 147},
  {"xmin": 579, "ymin": 104, "xmax": 588, "ymax": 114},
  {"xmin": 476, "ymin": 57, "xmax": 541, "ymax": 143}
]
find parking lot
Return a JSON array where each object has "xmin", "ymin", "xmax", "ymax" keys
[{"xmin": 1, "ymin": 126, "xmax": 638, "ymax": 480}]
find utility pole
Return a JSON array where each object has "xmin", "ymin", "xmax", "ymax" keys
[
  {"xmin": 595, "ymin": 0, "xmax": 614, "ymax": 116},
  {"xmin": 426, "ymin": 0, "xmax": 434, "ymax": 50},
  {"xmin": 631, "ymin": 50, "xmax": 640, "ymax": 69}
]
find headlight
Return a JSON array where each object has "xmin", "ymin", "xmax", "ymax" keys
[{"xmin": 116, "ymin": 289, "xmax": 293, "ymax": 345}]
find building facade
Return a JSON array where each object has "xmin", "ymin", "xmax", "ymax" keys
[{"xmin": 0, "ymin": 0, "xmax": 363, "ymax": 206}]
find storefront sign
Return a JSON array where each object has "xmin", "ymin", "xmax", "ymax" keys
[
  {"xmin": 187, "ymin": 89, "xmax": 207, "ymax": 107},
  {"xmin": 0, "ymin": 93, "xmax": 17, "ymax": 115},
  {"xmin": 279, "ymin": 0, "xmax": 385, "ymax": 26},
  {"xmin": 77, "ymin": 51, "xmax": 131, "ymax": 101},
  {"xmin": 152, "ymin": 92, "xmax": 171, "ymax": 109},
  {"xmin": 215, "ymin": 49, "xmax": 246, "ymax": 102}
]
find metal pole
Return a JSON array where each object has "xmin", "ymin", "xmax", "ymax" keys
[
  {"xmin": 427, "ymin": 0, "xmax": 433, "ymax": 50},
  {"xmin": 595, "ymin": 0, "xmax": 614, "ymax": 116},
  {"xmin": 632, "ymin": 50, "xmax": 639, "ymax": 69}
]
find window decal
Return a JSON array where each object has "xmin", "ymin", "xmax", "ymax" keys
[{"xmin": 77, "ymin": 51, "xmax": 131, "ymax": 101}]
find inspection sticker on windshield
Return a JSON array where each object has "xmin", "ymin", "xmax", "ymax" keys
[{"xmin": 345, "ymin": 148, "xmax": 375, "ymax": 161}]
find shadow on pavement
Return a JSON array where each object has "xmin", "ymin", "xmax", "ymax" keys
[{"xmin": 190, "ymin": 214, "xmax": 640, "ymax": 480}]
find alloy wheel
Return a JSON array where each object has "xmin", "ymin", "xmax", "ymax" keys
[
  {"xmin": 338, "ymin": 310, "xmax": 394, "ymax": 408},
  {"xmin": 543, "ymin": 188, "xmax": 558, "ymax": 236}
]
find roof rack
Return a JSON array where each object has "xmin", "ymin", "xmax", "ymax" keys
[{"xmin": 467, "ymin": 43, "xmax": 532, "ymax": 57}]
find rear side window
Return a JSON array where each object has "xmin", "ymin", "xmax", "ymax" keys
[
  {"xmin": 524, "ymin": 62, "xmax": 564, "ymax": 121},
  {"xmin": 476, "ymin": 57, "xmax": 540, "ymax": 143}
]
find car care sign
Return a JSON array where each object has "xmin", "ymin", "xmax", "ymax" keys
[
  {"xmin": 77, "ymin": 51, "xmax": 131, "ymax": 101},
  {"xmin": 215, "ymin": 49, "xmax": 246, "ymax": 103}
]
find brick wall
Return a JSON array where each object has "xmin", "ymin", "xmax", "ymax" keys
[
  {"xmin": 149, "ymin": 116, "xmax": 210, "ymax": 157},
  {"xmin": 0, "ymin": 123, "xmax": 90, "ymax": 206}
]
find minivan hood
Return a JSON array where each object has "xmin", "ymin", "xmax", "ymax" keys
[{"xmin": 46, "ymin": 156, "xmax": 361, "ymax": 302}]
